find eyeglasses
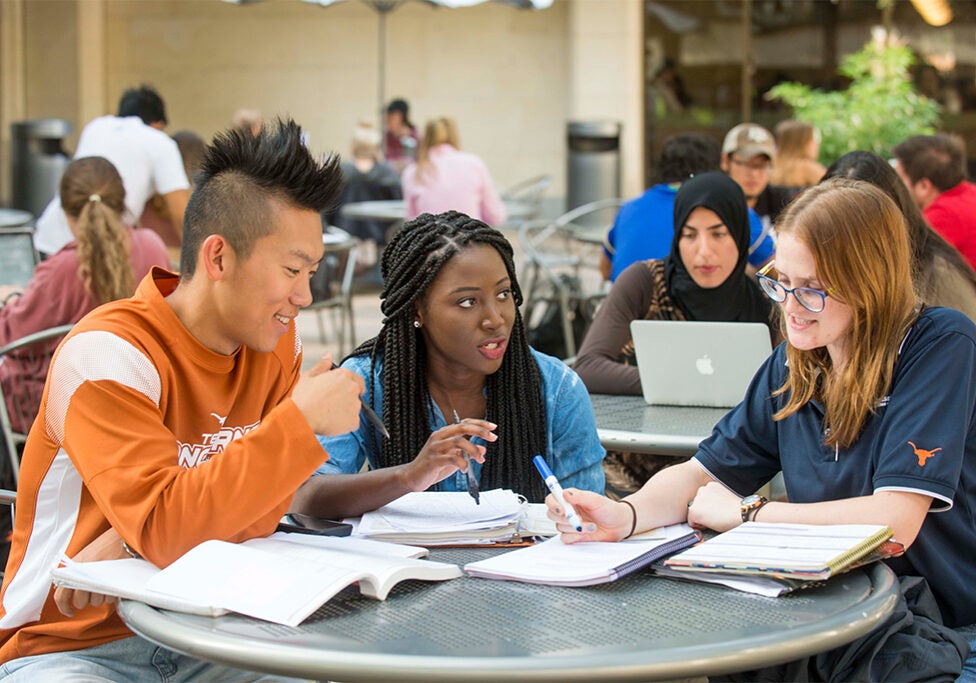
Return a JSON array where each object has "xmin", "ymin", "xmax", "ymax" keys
[
  {"xmin": 756, "ymin": 262, "xmax": 832, "ymax": 313},
  {"xmin": 730, "ymin": 156, "xmax": 771, "ymax": 173}
]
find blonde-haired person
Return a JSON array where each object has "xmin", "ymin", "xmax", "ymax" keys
[
  {"xmin": 329, "ymin": 121, "xmax": 402, "ymax": 251},
  {"xmin": 232, "ymin": 107, "xmax": 264, "ymax": 137},
  {"xmin": 401, "ymin": 117, "xmax": 506, "ymax": 225},
  {"xmin": 0, "ymin": 156, "xmax": 169, "ymax": 435},
  {"xmin": 770, "ymin": 119, "xmax": 826, "ymax": 188},
  {"xmin": 547, "ymin": 178, "xmax": 976, "ymax": 680}
]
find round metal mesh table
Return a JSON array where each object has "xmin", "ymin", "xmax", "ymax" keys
[{"xmin": 119, "ymin": 547, "xmax": 899, "ymax": 682}]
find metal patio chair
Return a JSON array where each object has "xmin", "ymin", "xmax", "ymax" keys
[
  {"xmin": 501, "ymin": 174, "xmax": 552, "ymax": 228},
  {"xmin": 0, "ymin": 323, "xmax": 75, "ymax": 484},
  {"xmin": 518, "ymin": 198, "xmax": 625, "ymax": 359},
  {"xmin": 305, "ymin": 228, "xmax": 358, "ymax": 357}
]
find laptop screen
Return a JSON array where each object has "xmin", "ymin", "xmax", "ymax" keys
[
  {"xmin": 0, "ymin": 229, "xmax": 39, "ymax": 287},
  {"xmin": 630, "ymin": 320, "xmax": 773, "ymax": 408}
]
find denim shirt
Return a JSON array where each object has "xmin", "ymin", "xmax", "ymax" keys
[{"xmin": 314, "ymin": 348, "xmax": 605, "ymax": 494}]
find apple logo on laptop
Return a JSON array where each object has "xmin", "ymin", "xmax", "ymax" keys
[{"xmin": 696, "ymin": 355, "xmax": 715, "ymax": 375}]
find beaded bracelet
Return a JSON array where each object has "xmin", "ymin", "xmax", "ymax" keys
[{"xmin": 620, "ymin": 499, "xmax": 638, "ymax": 539}]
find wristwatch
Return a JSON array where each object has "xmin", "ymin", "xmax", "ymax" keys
[{"xmin": 740, "ymin": 494, "xmax": 768, "ymax": 523}]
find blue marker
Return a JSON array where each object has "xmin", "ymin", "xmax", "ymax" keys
[{"xmin": 533, "ymin": 455, "xmax": 583, "ymax": 532}]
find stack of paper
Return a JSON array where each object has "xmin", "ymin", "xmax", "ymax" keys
[{"xmin": 356, "ymin": 489, "xmax": 525, "ymax": 545}]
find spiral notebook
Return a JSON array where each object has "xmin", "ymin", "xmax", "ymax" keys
[
  {"xmin": 662, "ymin": 522, "xmax": 893, "ymax": 582},
  {"xmin": 463, "ymin": 523, "xmax": 700, "ymax": 587}
]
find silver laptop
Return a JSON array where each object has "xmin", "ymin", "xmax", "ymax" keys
[
  {"xmin": 630, "ymin": 320, "xmax": 772, "ymax": 407},
  {"xmin": 0, "ymin": 228, "xmax": 39, "ymax": 287}
]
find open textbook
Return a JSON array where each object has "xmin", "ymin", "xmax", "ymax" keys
[
  {"xmin": 463, "ymin": 523, "xmax": 700, "ymax": 587},
  {"xmin": 355, "ymin": 489, "xmax": 528, "ymax": 545},
  {"xmin": 662, "ymin": 522, "xmax": 893, "ymax": 590},
  {"xmin": 52, "ymin": 532, "xmax": 462, "ymax": 627}
]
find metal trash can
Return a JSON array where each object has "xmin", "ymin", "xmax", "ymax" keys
[
  {"xmin": 566, "ymin": 120, "xmax": 621, "ymax": 211},
  {"xmin": 11, "ymin": 118, "xmax": 71, "ymax": 219}
]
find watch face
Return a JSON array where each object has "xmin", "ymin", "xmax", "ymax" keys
[{"xmin": 742, "ymin": 494, "xmax": 762, "ymax": 506}]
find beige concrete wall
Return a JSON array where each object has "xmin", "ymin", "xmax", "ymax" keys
[
  {"xmin": 101, "ymin": 0, "xmax": 573, "ymax": 199},
  {"xmin": 4, "ymin": 0, "xmax": 646, "ymax": 208},
  {"xmin": 0, "ymin": 0, "xmax": 27, "ymax": 203},
  {"xmin": 23, "ymin": 0, "xmax": 78, "ymax": 126},
  {"xmin": 1, "ymin": 0, "xmax": 79, "ymax": 203}
]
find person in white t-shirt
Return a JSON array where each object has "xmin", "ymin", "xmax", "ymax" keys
[{"xmin": 33, "ymin": 86, "xmax": 190, "ymax": 257}]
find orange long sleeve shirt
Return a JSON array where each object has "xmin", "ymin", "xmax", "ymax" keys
[{"xmin": 0, "ymin": 269, "xmax": 328, "ymax": 662}]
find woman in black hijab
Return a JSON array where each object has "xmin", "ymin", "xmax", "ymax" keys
[
  {"xmin": 664, "ymin": 171, "xmax": 772, "ymax": 323},
  {"xmin": 574, "ymin": 171, "xmax": 777, "ymax": 495}
]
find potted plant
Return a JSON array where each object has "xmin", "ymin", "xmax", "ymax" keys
[{"xmin": 767, "ymin": 37, "xmax": 941, "ymax": 162}]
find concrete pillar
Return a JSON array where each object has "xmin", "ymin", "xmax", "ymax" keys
[
  {"xmin": 1, "ymin": 0, "xmax": 27, "ymax": 205},
  {"xmin": 77, "ymin": 0, "xmax": 107, "ymax": 127},
  {"xmin": 566, "ymin": 0, "xmax": 643, "ymax": 199}
]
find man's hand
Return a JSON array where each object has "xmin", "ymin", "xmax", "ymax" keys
[
  {"xmin": 291, "ymin": 355, "xmax": 366, "ymax": 436},
  {"xmin": 54, "ymin": 528, "xmax": 129, "ymax": 617},
  {"xmin": 0, "ymin": 285, "xmax": 23, "ymax": 307}
]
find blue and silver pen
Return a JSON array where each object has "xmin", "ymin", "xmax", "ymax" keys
[
  {"xmin": 453, "ymin": 410, "xmax": 480, "ymax": 505},
  {"xmin": 532, "ymin": 454, "xmax": 583, "ymax": 532}
]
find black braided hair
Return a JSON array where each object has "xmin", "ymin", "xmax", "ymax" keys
[{"xmin": 348, "ymin": 211, "xmax": 549, "ymax": 502}]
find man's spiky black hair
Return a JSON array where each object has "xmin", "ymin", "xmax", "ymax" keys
[{"xmin": 180, "ymin": 118, "xmax": 342, "ymax": 276}]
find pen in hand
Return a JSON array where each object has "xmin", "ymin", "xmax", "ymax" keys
[
  {"xmin": 533, "ymin": 455, "xmax": 583, "ymax": 532},
  {"xmin": 453, "ymin": 409, "xmax": 481, "ymax": 505},
  {"xmin": 331, "ymin": 362, "xmax": 390, "ymax": 439}
]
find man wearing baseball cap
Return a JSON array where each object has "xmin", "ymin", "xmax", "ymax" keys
[{"xmin": 720, "ymin": 123, "xmax": 796, "ymax": 237}]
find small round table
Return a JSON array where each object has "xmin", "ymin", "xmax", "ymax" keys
[
  {"xmin": 0, "ymin": 209, "xmax": 33, "ymax": 229},
  {"xmin": 340, "ymin": 199, "xmax": 535, "ymax": 224}
]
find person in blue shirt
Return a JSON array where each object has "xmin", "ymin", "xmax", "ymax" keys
[
  {"xmin": 601, "ymin": 134, "xmax": 775, "ymax": 282},
  {"xmin": 293, "ymin": 211, "xmax": 605, "ymax": 518},
  {"xmin": 549, "ymin": 178, "xmax": 976, "ymax": 680}
]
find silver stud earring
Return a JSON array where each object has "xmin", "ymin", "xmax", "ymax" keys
[{"xmin": 413, "ymin": 320, "xmax": 421, "ymax": 328}]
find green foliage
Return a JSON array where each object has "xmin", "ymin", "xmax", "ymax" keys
[{"xmin": 768, "ymin": 41, "xmax": 941, "ymax": 163}]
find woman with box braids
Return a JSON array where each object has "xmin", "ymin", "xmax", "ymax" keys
[{"xmin": 293, "ymin": 211, "xmax": 605, "ymax": 517}]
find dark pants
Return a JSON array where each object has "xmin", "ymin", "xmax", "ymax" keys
[
  {"xmin": 0, "ymin": 439, "xmax": 15, "ymax": 569},
  {"xmin": 603, "ymin": 450, "xmax": 690, "ymax": 499}
]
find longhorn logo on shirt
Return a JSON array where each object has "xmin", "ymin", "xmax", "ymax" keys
[
  {"xmin": 908, "ymin": 441, "xmax": 942, "ymax": 467},
  {"xmin": 178, "ymin": 419, "xmax": 261, "ymax": 468}
]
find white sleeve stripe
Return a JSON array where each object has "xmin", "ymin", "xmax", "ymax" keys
[
  {"xmin": 875, "ymin": 485, "xmax": 953, "ymax": 511},
  {"xmin": 46, "ymin": 330, "xmax": 162, "ymax": 444},
  {"xmin": 0, "ymin": 449, "xmax": 82, "ymax": 628}
]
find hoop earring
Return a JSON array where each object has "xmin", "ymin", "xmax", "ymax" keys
[{"xmin": 413, "ymin": 320, "xmax": 422, "ymax": 328}]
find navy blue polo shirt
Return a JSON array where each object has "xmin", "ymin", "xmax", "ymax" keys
[{"xmin": 695, "ymin": 306, "xmax": 976, "ymax": 628}]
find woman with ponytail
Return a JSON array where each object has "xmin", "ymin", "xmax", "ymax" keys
[
  {"xmin": 0, "ymin": 156, "xmax": 169, "ymax": 435},
  {"xmin": 292, "ymin": 211, "xmax": 604, "ymax": 518}
]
